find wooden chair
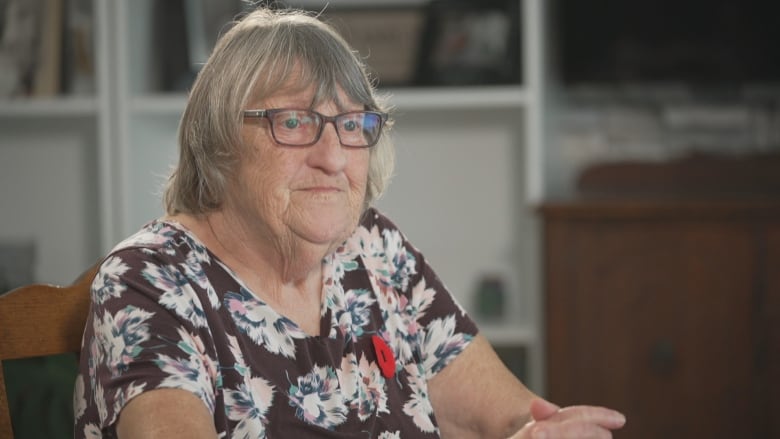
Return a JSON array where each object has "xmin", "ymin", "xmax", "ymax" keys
[{"xmin": 0, "ymin": 263, "xmax": 99, "ymax": 438}]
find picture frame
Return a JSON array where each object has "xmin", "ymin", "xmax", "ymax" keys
[
  {"xmin": 321, "ymin": 6, "xmax": 426, "ymax": 87},
  {"xmin": 415, "ymin": 0, "xmax": 522, "ymax": 86}
]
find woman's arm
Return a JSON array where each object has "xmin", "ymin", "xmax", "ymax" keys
[
  {"xmin": 428, "ymin": 334, "xmax": 625, "ymax": 439},
  {"xmin": 116, "ymin": 388, "xmax": 218, "ymax": 439},
  {"xmin": 428, "ymin": 334, "xmax": 535, "ymax": 438}
]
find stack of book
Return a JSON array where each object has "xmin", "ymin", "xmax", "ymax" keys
[{"xmin": 0, "ymin": 0, "xmax": 94, "ymax": 99}]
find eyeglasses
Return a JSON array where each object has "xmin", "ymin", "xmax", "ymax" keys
[{"xmin": 243, "ymin": 108, "xmax": 388, "ymax": 148}]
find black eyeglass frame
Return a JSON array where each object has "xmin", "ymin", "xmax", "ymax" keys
[{"xmin": 242, "ymin": 108, "xmax": 389, "ymax": 148}]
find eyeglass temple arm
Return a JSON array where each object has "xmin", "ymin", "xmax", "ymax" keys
[{"xmin": 243, "ymin": 110, "xmax": 267, "ymax": 118}]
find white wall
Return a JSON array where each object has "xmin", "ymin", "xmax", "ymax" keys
[
  {"xmin": 375, "ymin": 108, "xmax": 533, "ymax": 322},
  {"xmin": 0, "ymin": 119, "xmax": 100, "ymax": 284}
]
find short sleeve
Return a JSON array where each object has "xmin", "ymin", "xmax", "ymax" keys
[{"xmin": 75, "ymin": 247, "xmax": 220, "ymax": 433}]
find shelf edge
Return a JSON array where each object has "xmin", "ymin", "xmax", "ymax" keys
[
  {"xmin": 385, "ymin": 85, "xmax": 529, "ymax": 111},
  {"xmin": 0, "ymin": 96, "xmax": 98, "ymax": 118},
  {"xmin": 479, "ymin": 323, "xmax": 538, "ymax": 345}
]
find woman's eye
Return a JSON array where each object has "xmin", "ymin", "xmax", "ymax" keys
[
  {"xmin": 283, "ymin": 118, "xmax": 300, "ymax": 129},
  {"xmin": 342, "ymin": 119, "xmax": 358, "ymax": 132}
]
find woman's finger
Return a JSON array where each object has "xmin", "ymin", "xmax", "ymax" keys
[
  {"xmin": 529, "ymin": 398, "xmax": 561, "ymax": 421},
  {"xmin": 528, "ymin": 421, "xmax": 615, "ymax": 439},
  {"xmin": 508, "ymin": 404, "xmax": 626, "ymax": 439},
  {"xmin": 552, "ymin": 405, "xmax": 626, "ymax": 429}
]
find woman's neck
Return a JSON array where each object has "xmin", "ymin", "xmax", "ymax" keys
[
  {"xmin": 166, "ymin": 211, "xmax": 327, "ymax": 336},
  {"xmin": 169, "ymin": 211, "xmax": 328, "ymax": 294}
]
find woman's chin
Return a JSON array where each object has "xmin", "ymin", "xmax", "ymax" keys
[
  {"xmin": 284, "ymin": 196, "xmax": 362, "ymax": 245},
  {"xmin": 290, "ymin": 214, "xmax": 354, "ymax": 247}
]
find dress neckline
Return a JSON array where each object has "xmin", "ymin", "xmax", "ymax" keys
[{"xmin": 155, "ymin": 218, "xmax": 340, "ymax": 341}]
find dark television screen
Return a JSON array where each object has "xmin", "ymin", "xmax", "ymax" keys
[{"xmin": 556, "ymin": 1, "xmax": 780, "ymax": 87}]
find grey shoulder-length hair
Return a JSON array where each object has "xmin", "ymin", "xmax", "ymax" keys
[{"xmin": 163, "ymin": 7, "xmax": 395, "ymax": 215}]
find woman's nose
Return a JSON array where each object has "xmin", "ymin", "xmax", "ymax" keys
[{"xmin": 308, "ymin": 122, "xmax": 347, "ymax": 173}]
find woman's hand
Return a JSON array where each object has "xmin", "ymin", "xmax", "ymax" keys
[{"xmin": 507, "ymin": 398, "xmax": 626, "ymax": 439}]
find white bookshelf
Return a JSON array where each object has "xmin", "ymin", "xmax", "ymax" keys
[{"xmin": 0, "ymin": 0, "xmax": 114, "ymax": 285}]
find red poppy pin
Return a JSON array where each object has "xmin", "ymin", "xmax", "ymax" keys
[{"xmin": 371, "ymin": 335, "xmax": 396, "ymax": 378}]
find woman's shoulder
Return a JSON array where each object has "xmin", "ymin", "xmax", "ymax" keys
[
  {"xmin": 358, "ymin": 206, "xmax": 402, "ymax": 233},
  {"xmin": 351, "ymin": 207, "xmax": 414, "ymax": 252},
  {"xmin": 92, "ymin": 219, "xmax": 221, "ymax": 311},
  {"xmin": 347, "ymin": 207, "xmax": 419, "ymax": 283},
  {"xmin": 103, "ymin": 219, "xmax": 207, "ymax": 269},
  {"xmin": 111, "ymin": 219, "xmax": 182, "ymax": 250}
]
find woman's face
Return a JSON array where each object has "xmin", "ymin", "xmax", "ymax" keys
[{"xmin": 227, "ymin": 82, "xmax": 370, "ymax": 250}]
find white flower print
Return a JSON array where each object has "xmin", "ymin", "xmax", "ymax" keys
[
  {"xmin": 352, "ymin": 228, "xmax": 400, "ymax": 312},
  {"xmin": 142, "ymin": 262, "xmax": 209, "ymax": 328},
  {"xmin": 110, "ymin": 381, "xmax": 147, "ymax": 425},
  {"xmin": 422, "ymin": 315, "xmax": 473, "ymax": 378},
  {"xmin": 227, "ymin": 334, "xmax": 248, "ymax": 376},
  {"xmin": 402, "ymin": 363, "xmax": 436, "ymax": 433},
  {"xmin": 323, "ymin": 241, "xmax": 365, "ymax": 336},
  {"xmin": 83, "ymin": 423, "xmax": 102, "ymax": 439},
  {"xmin": 338, "ymin": 353, "xmax": 359, "ymax": 400},
  {"xmin": 154, "ymin": 328, "xmax": 218, "ymax": 413},
  {"xmin": 377, "ymin": 431, "xmax": 401, "ymax": 439},
  {"xmin": 321, "ymin": 254, "xmax": 353, "ymax": 322},
  {"xmin": 338, "ymin": 352, "xmax": 389, "ymax": 421},
  {"xmin": 323, "ymin": 275, "xmax": 347, "ymax": 318},
  {"xmin": 288, "ymin": 365, "xmax": 348, "ymax": 429},
  {"xmin": 94, "ymin": 380, "xmax": 108, "ymax": 424},
  {"xmin": 73, "ymin": 375, "xmax": 86, "ymax": 420},
  {"xmin": 92, "ymin": 256, "xmax": 130, "ymax": 304},
  {"xmin": 355, "ymin": 226, "xmax": 417, "ymax": 294},
  {"xmin": 346, "ymin": 224, "xmax": 385, "ymax": 262},
  {"xmin": 179, "ymin": 232, "xmax": 211, "ymax": 265},
  {"xmin": 182, "ymin": 248, "xmax": 221, "ymax": 311},
  {"xmin": 176, "ymin": 327, "xmax": 220, "ymax": 387},
  {"xmin": 111, "ymin": 226, "xmax": 169, "ymax": 251},
  {"xmin": 225, "ymin": 288, "xmax": 305, "ymax": 358},
  {"xmin": 87, "ymin": 333, "xmax": 101, "ymax": 385},
  {"xmin": 407, "ymin": 277, "xmax": 437, "ymax": 322},
  {"xmin": 383, "ymin": 277, "xmax": 438, "ymax": 365},
  {"xmin": 335, "ymin": 288, "xmax": 376, "ymax": 342},
  {"xmin": 349, "ymin": 226, "xmax": 417, "ymax": 319},
  {"xmin": 325, "ymin": 248, "xmax": 360, "ymax": 284},
  {"xmin": 153, "ymin": 351, "xmax": 215, "ymax": 411},
  {"xmin": 224, "ymin": 374, "xmax": 275, "ymax": 439},
  {"xmin": 381, "ymin": 228, "xmax": 417, "ymax": 292},
  {"xmin": 93, "ymin": 305, "xmax": 154, "ymax": 377}
]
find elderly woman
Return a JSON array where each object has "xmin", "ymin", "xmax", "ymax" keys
[{"xmin": 74, "ymin": 7, "xmax": 624, "ymax": 439}]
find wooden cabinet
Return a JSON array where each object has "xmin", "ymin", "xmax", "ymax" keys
[{"xmin": 540, "ymin": 199, "xmax": 780, "ymax": 439}]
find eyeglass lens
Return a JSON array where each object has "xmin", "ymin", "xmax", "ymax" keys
[{"xmin": 269, "ymin": 110, "xmax": 383, "ymax": 147}]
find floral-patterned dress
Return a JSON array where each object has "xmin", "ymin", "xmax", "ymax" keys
[{"xmin": 73, "ymin": 208, "xmax": 478, "ymax": 438}]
